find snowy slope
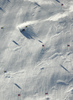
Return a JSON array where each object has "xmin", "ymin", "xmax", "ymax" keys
[{"xmin": 0, "ymin": 0, "xmax": 73, "ymax": 100}]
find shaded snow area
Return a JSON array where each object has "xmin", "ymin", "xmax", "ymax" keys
[{"xmin": 0, "ymin": 0, "xmax": 73, "ymax": 100}]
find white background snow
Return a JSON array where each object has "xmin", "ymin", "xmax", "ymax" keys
[{"xmin": 0, "ymin": 0, "xmax": 73, "ymax": 100}]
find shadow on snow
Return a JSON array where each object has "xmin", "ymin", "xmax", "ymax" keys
[
  {"xmin": 14, "ymin": 83, "xmax": 22, "ymax": 89},
  {"xmin": 56, "ymin": 0, "xmax": 60, "ymax": 3},
  {"xmin": 20, "ymin": 27, "xmax": 37, "ymax": 40},
  {"xmin": 60, "ymin": 64, "xmax": 70, "ymax": 73},
  {"xmin": 12, "ymin": 40, "xmax": 19, "ymax": 46},
  {"xmin": 0, "ymin": 7, "xmax": 4, "ymax": 12}
]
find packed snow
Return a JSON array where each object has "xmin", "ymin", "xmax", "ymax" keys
[{"xmin": 0, "ymin": 0, "xmax": 73, "ymax": 100}]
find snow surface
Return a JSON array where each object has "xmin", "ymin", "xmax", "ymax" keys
[{"xmin": 0, "ymin": 0, "xmax": 73, "ymax": 100}]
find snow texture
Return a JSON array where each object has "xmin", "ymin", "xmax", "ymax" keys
[{"xmin": 0, "ymin": 0, "xmax": 73, "ymax": 100}]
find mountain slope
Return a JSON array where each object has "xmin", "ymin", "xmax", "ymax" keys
[{"xmin": 0, "ymin": 0, "xmax": 73, "ymax": 100}]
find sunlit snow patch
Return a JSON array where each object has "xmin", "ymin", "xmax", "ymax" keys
[
  {"xmin": 17, "ymin": 20, "xmax": 39, "ymax": 30},
  {"xmin": 26, "ymin": 0, "xmax": 54, "ymax": 5}
]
